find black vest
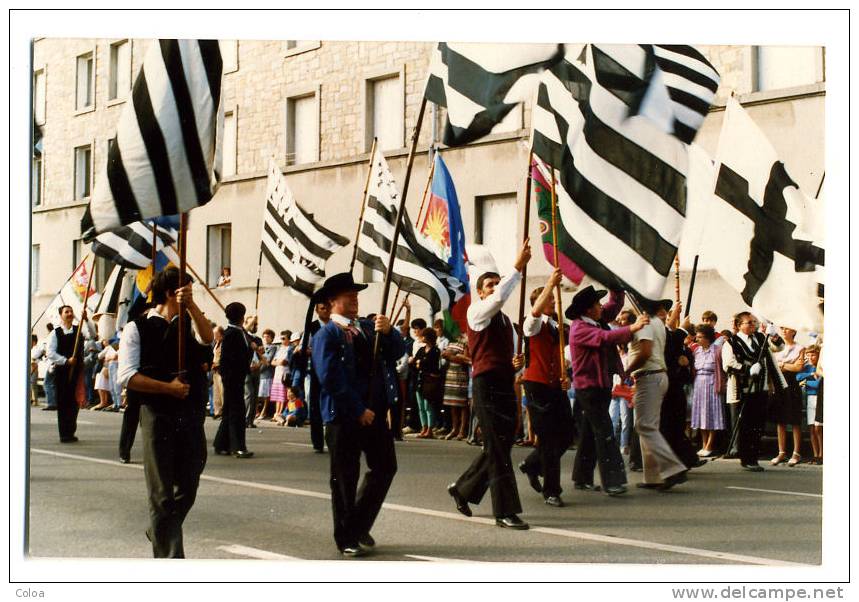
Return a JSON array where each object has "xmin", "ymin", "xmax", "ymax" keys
[
  {"xmin": 131, "ymin": 314, "xmax": 209, "ymax": 414},
  {"xmin": 55, "ymin": 326, "xmax": 78, "ymax": 359}
]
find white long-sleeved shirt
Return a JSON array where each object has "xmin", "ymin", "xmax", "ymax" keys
[
  {"xmin": 118, "ymin": 309, "xmax": 207, "ymax": 389},
  {"xmin": 466, "ymin": 270, "xmax": 522, "ymax": 332},
  {"xmin": 46, "ymin": 320, "xmax": 95, "ymax": 367},
  {"xmin": 523, "ymin": 313, "xmax": 557, "ymax": 338}
]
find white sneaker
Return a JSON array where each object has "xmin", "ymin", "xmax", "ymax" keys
[
  {"xmin": 696, "ymin": 449, "xmax": 707, "ymax": 456},
  {"xmin": 698, "ymin": 449, "xmax": 713, "ymax": 458}
]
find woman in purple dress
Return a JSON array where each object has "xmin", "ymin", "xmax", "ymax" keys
[{"xmin": 690, "ymin": 324, "xmax": 725, "ymax": 457}]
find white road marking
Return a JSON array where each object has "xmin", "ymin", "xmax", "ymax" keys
[
  {"xmin": 76, "ymin": 420, "xmax": 95, "ymax": 425},
  {"xmin": 282, "ymin": 442, "xmax": 315, "ymax": 448},
  {"xmin": 217, "ymin": 544, "xmax": 302, "ymax": 560},
  {"xmin": 31, "ymin": 448, "xmax": 809, "ymax": 566},
  {"xmin": 404, "ymin": 554, "xmax": 476, "ymax": 563},
  {"xmin": 727, "ymin": 486, "xmax": 822, "ymax": 499},
  {"xmin": 32, "ymin": 448, "xmax": 144, "ymax": 470}
]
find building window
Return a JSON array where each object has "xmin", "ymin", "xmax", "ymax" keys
[
  {"xmin": 33, "ymin": 68, "xmax": 46, "ymax": 125},
  {"xmin": 220, "ymin": 40, "xmax": 238, "ymax": 73},
  {"xmin": 72, "ymin": 239, "xmax": 84, "ymax": 271},
  {"xmin": 32, "ymin": 154, "xmax": 43, "ymax": 208},
  {"xmin": 76, "ymin": 51, "xmax": 95, "ymax": 111},
  {"xmin": 476, "ymin": 193, "xmax": 518, "ymax": 272},
  {"xmin": 108, "ymin": 40, "xmax": 131, "ymax": 101},
  {"xmin": 367, "ymin": 74, "xmax": 404, "ymax": 151},
  {"xmin": 286, "ymin": 93, "xmax": 319, "ymax": 165},
  {"xmin": 207, "ymin": 224, "xmax": 232, "ymax": 287},
  {"xmin": 755, "ymin": 46, "xmax": 824, "ymax": 92},
  {"xmin": 94, "ymin": 256, "xmax": 111, "ymax": 291},
  {"xmin": 223, "ymin": 110, "xmax": 237, "ymax": 177},
  {"xmin": 284, "ymin": 40, "xmax": 321, "ymax": 57},
  {"xmin": 31, "ymin": 245, "xmax": 40, "ymax": 294},
  {"xmin": 74, "ymin": 144, "xmax": 92, "ymax": 200}
]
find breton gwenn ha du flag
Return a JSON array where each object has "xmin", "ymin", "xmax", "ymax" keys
[
  {"xmin": 425, "ymin": 42, "xmax": 563, "ymax": 146},
  {"xmin": 704, "ymin": 98, "xmax": 824, "ymax": 330},
  {"xmin": 356, "ymin": 148, "xmax": 467, "ymax": 315},
  {"xmin": 530, "ymin": 44, "xmax": 718, "ymax": 300},
  {"xmin": 90, "ymin": 219, "xmax": 181, "ymax": 269},
  {"xmin": 260, "ymin": 159, "xmax": 350, "ymax": 297},
  {"xmin": 82, "ymin": 39, "xmax": 223, "ymax": 237}
]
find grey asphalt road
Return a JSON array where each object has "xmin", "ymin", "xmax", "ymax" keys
[{"xmin": 26, "ymin": 406, "xmax": 822, "ymax": 564}]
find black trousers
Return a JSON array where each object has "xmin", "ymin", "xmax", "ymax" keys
[
  {"xmin": 454, "ymin": 370, "xmax": 522, "ymax": 518},
  {"xmin": 572, "ymin": 387, "xmax": 627, "ymax": 489},
  {"xmin": 119, "ymin": 401, "xmax": 140, "ymax": 459},
  {"xmin": 725, "ymin": 402, "xmax": 741, "ymax": 455},
  {"xmin": 308, "ymin": 379, "xmax": 324, "ymax": 451},
  {"xmin": 521, "ymin": 381, "xmax": 575, "ymax": 498},
  {"xmin": 214, "ymin": 377, "xmax": 247, "ymax": 453},
  {"xmin": 53, "ymin": 365, "xmax": 79, "ymax": 441},
  {"xmin": 140, "ymin": 405, "xmax": 207, "ymax": 558},
  {"xmin": 738, "ymin": 391, "xmax": 768, "ymax": 466},
  {"xmin": 325, "ymin": 416, "xmax": 397, "ymax": 550},
  {"xmin": 661, "ymin": 385, "xmax": 699, "ymax": 468}
]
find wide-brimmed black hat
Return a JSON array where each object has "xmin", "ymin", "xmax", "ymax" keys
[
  {"xmin": 565, "ymin": 285, "xmax": 608, "ymax": 320},
  {"xmin": 312, "ymin": 272, "xmax": 368, "ymax": 303}
]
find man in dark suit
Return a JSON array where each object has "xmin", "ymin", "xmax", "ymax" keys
[
  {"xmin": 312, "ymin": 273, "xmax": 405, "ymax": 557},
  {"xmin": 305, "ymin": 301, "xmax": 331, "ymax": 452},
  {"xmin": 213, "ymin": 302, "xmax": 255, "ymax": 458}
]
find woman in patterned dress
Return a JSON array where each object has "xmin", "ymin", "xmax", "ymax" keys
[
  {"xmin": 441, "ymin": 333, "xmax": 470, "ymax": 440},
  {"xmin": 690, "ymin": 324, "xmax": 725, "ymax": 457}
]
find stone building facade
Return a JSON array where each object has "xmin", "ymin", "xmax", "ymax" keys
[{"xmin": 30, "ymin": 39, "xmax": 825, "ymax": 335}]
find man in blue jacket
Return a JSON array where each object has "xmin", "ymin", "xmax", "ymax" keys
[{"xmin": 311, "ymin": 272, "xmax": 405, "ymax": 557}]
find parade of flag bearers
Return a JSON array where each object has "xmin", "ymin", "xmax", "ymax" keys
[{"xmin": 26, "ymin": 26, "xmax": 832, "ymax": 569}]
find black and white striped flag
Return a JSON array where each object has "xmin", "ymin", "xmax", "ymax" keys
[
  {"xmin": 591, "ymin": 44, "xmax": 719, "ymax": 145},
  {"xmin": 356, "ymin": 148, "xmax": 467, "ymax": 314},
  {"xmin": 531, "ymin": 45, "xmax": 690, "ymax": 301},
  {"xmin": 90, "ymin": 220, "xmax": 180, "ymax": 269},
  {"xmin": 706, "ymin": 99, "xmax": 823, "ymax": 330},
  {"xmin": 425, "ymin": 42, "xmax": 563, "ymax": 147},
  {"xmin": 261, "ymin": 160, "xmax": 350, "ymax": 297},
  {"xmin": 82, "ymin": 39, "xmax": 223, "ymax": 237}
]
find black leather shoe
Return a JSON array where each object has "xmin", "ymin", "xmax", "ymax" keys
[
  {"xmin": 340, "ymin": 545, "xmax": 365, "ymax": 558},
  {"xmin": 544, "ymin": 496, "xmax": 564, "ymax": 507},
  {"xmin": 659, "ymin": 470, "xmax": 688, "ymax": 491},
  {"xmin": 233, "ymin": 450, "xmax": 254, "ymax": 459},
  {"xmin": 447, "ymin": 483, "xmax": 472, "ymax": 517},
  {"xmin": 358, "ymin": 534, "xmax": 375, "ymax": 550},
  {"xmin": 628, "ymin": 464, "xmax": 643, "ymax": 472},
  {"xmin": 741, "ymin": 463, "xmax": 765, "ymax": 472},
  {"xmin": 688, "ymin": 459, "xmax": 708, "ymax": 469},
  {"xmin": 214, "ymin": 449, "xmax": 231, "ymax": 456},
  {"xmin": 518, "ymin": 461, "xmax": 542, "ymax": 493},
  {"xmin": 119, "ymin": 456, "xmax": 131, "ymax": 464},
  {"xmin": 313, "ymin": 448, "xmax": 325, "ymax": 454},
  {"xmin": 574, "ymin": 483, "xmax": 601, "ymax": 492},
  {"xmin": 41, "ymin": 406, "xmax": 57, "ymax": 411},
  {"xmin": 59, "ymin": 436, "xmax": 78, "ymax": 443},
  {"xmin": 604, "ymin": 484, "xmax": 628, "ymax": 496},
  {"xmin": 495, "ymin": 515, "xmax": 529, "ymax": 530},
  {"xmin": 635, "ymin": 482, "xmax": 661, "ymax": 489}
]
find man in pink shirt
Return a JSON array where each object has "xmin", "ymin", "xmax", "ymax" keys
[{"xmin": 567, "ymin": 286, "xmax": 649, "ymax": 495}]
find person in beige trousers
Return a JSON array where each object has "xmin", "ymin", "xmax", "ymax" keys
[
  {"xmin": 627, "ymin": 299, "xmax": 688, "ymax": 491},
  {"xmin": 211, "ymin": 326, "xmax": 225, "ymax": 418}
]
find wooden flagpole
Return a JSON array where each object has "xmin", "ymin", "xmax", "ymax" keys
[
  {"xmin": 168, "ymin": 243, "xmax": 226, "ymax": 313},
  {"xmin": 253, "ymin": 247, "xmax": 264, "ymax": 315},
  {"xmin": 349, "ymin": 136, "xmax": 378, "ymax": 274},
  {"xmin": 371, "ymin": 97, "xmax": 428, "ymax": 369},
  {"xmin": 67, "ymin": 254, "xmax": 97, "ymax": 383},
  {"xmin": 674, "ymin": 253, "xmax": 681, "ymax": 305},
  {"xmin": 516, "ymin": 151, "xmax": 535, "ymax": 356},
  {"xmin": 548, "ymin": 164, "xmax": 566, "ymax": 372},
  {"xmin": 684, "ymin": 255, "xmax": 699, "ymax": 318},
  {"xmin": 177, "ymin": 212, "xmax": 188, "ymax": 378},
  {"xmin": 814, "ymin": 172, "xmax": 825, "ymax": 199},
  {"xmin": 390, "ymin": 149, "xmax": 437, "ymax": 321},
  {"xmin": 151, "ymin": 222, "xmax": 158, "ymax": 266}
]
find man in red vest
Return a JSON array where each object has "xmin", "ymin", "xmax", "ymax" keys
[
  {"xmin": 447, "ymin": 240, "xmax": 532, "ymax": 530},
  {"xmin": 517, "ymin": 268, "xmax": 575, "ymax": 507}
]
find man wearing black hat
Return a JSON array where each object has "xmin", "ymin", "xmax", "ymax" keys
[
  {"xmin": 213, "ymin": 302, "xmax": 255, "ymax": 459},
  {"xmin": 117, "ymin": 267, "xmax": 213, "ymax": 557},
  {"xmin": 626, "ymin": 298, "xmax": 688, "ymax": 490},
  {"xmin": 447, "ymin": 241, "xmax": 531, "ymax": 530},
  {"xmin": 568, "ymin": 285, "xmax": 649, "ymax": 495},
  {"xmin": 311, "ymin": 272, "xmax": 405, "ymax": 557}
]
